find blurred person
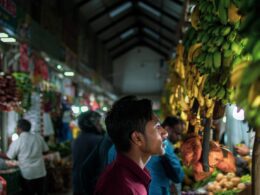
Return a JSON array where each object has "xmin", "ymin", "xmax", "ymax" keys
[
  {"xmin": 224, "ymin": 104, "xmax": 254, "ymax": 156},
  {"xmin": 94, "ymin": 96, "xmax": 168, "ymax": 195},
  {"xmin": 6, "ymin": 119, "xmax": 49, "ymax": 195},
  {"xmin": 72, "ymin": 111, "xmax": 104, "ymax": 195}
]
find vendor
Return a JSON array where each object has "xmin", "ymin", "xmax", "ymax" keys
[
  {"xmin": 219, "ymin": 104, "xmax": 254, "ymax": 156},
  {"xmin": 5, "ymin": 119, "xmax": 49, "ymax": 195}
]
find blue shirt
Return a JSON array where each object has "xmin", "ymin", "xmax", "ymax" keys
[{"xmin": 108, "ymin": 140, "xmax": 184, "ymax": 195}]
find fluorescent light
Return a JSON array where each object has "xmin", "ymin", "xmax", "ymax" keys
[
  {"xmin": 138, "ymin": 2, "xmax": 161, "ymax": 17},
  {"xmin": 143, "ymin": 28, "xmax": 160, "ymax": 39},
  {"xmin": 120, "ymin": 28, "xmax": 135, "ymax": 39},
  {"xmin": 64, "ymin": 71, "xmax": 74, "ymax": 76},
  {"xmin": 102, "ymin": 106, "xmax": 108, "ymax": 112},
  {"xmin": 45, "ymin": 57, "xmax": 50, "ymax": 62},
  {"xmin": 1, "ymin": 37, "xmax": 16, "ymax": 43},
  {"xmin": 0, "ymin": 33, "xmax": 8, "ymax": 38},
  {"xmin": 57, "ymin": 64, "xmax": 63, "ymax": 70},
  {"xmin": 72, "ymin": 106, "xmax": 80, "ymax": 114},
  {"xmin": 81, "ymin": 106, "xmax": 89, "ymax": 112},
  {"xmin": 109, "ymin": 2, "xmax": 132, "ymax": 17}
]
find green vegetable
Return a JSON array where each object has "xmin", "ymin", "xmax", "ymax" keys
[{"xmin": 240, "ymin": 174, "xmax": 251, "ymax": 183}]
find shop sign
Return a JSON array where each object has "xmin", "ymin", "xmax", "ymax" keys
[{"xmin": 0, "ymin": 0, "xmax": 16, "ymax": 30}]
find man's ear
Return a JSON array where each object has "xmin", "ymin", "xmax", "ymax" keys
[{"xmin": 130, "ymin": 131, "xmax": 144, "ymax": 146}]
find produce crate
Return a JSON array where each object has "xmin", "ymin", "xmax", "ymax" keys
[{"xmin": 0, "ymin": 169, "xmax": 21, "ymax": 195}]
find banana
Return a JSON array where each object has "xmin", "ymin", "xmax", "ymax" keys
[
  {"xmin": 206, "ymin": 103, "xmax": 215, "ymax": 118},
  {"xmin": 213, "ymin": 52, "xmax": 222, "ymax": 69},
  {"xmin": 248, "ymin": 81, "xmax": 260, "ymax": 107},
  {"xmin": 188, "ymin": 43, "xmax": 202, "ymax": 63},
  {"xmin": 231, "ymin": 42, "xmax": 243, "ymax": 55},
  {"xmin": 230, "ymin": 61, "xmax": 249, "ymax": 86},
  {"xmin": 218, "ymin": 3, "xmax": 228, "ymax": 25},
  {"xmin": 180, "ymin": 61, "xmax": 186, "ymax": 80},
  {"xmin": 252, "ymin": 96, "xmax": 260, "ymax": 108},
  {"xmin": 221, "ymin": 26, "xmax": 231, "ymax": 36},
  {"xmin": 198, "ymin": 91, "xmax": 205, "ymax": 107},
  {"xmin": 191, "ymin": 5, "xmax": 200, "ymax": 30},
  {"xmin": 205, "ymin": 96, "xmax": 214, "ymax": 108},
  {"xmin": 228, "ymin": 3, "xmax": 241, "ymax": 23}
]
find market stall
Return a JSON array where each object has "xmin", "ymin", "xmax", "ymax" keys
[{"xmin": 162, "ymin": 0, "xmax": 259, "ymax": 194}]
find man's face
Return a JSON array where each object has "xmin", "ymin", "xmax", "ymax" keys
[
  {"xmin": 16, "ymin": 127, "xmax": 22, "ymax": 135},
  {"xmin": 167, "ymin": 124, "xmax": 183, "ymax": 144},
  {"xmin": 140, "ymin": 115, "xmax": 168, "ymax": 155}
]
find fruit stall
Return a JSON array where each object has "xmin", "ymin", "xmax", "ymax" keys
[{"xmin": 162, "ymin": 0, "xmax": 259, "ymax": 194}]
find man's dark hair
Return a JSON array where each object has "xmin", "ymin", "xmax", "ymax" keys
[
  {"xmin": 105, "ymin": 95, "xmax": 153, "ymax": 152},
  {"xmin": 162, "ymin": 116, "xmax": 182, "ymax": 128},
  {"xmin": 77, "ymin": 111, "xmax": 101, "ymax": 133},
  {"xmin": 17, "ymin": 119, "xmax": 31, "ymax": 132}
]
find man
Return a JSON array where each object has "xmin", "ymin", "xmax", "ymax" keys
[
  {"xmin": 6, "ymin": 119, "xmax": 49, "ymax": 195},
  {"xmin": 72, "ymin": 111, "xmax": 107, "ymax": 195},
  {"xmin": 108, "ymin": 116, "xmax": 184, "ymax": 195},
  {"xmin": 94, "ymin": 96, "xmax": 168, "ymax": 195},
  {"xmin": 224, "ymin": 104, "xmax": 254, "ymax": 156},
  {"xmin": 153, "ymin": 116, "xmax": 184, "ymax": 195}
]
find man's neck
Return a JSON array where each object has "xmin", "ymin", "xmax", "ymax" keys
[{"xmin": 123, "ymin": 150, "xmax": 151, "ymax": 169}]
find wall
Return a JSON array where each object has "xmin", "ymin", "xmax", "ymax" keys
[{"xmin": 113, "ymin": 46, "xmax": 167, "ymax": 99}]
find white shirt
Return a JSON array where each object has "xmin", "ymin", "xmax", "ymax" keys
[
  {"xmin": 225, "ymin": 104, "xmax": 253, "ymax": 153},
  {"xmin": 7, "ymin": 132, "xmax": 49, "ymax": 180}
]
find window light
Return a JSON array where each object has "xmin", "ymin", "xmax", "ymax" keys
[
  {"xmin": 1, "ymin": 37, "xmax": 16, "ymax": 43},
  {"xmin": 0, "ymin": 33, "xmax": 8, "ymax": 38},
  {"xmin": 109, "ymin": 2, "xmax": 133, "ymax": 18},
  {"xmin": 138, "ymin": 2, "xmax": 161, "ymax": 17},
  {"xmin": 64, "ymin": 71, "xmax": 75, "ymax": 76},
  {"xmin": 57, "ymin": 64, "xmax": 63, "ymax": 70},
  {"xmin": 143, "ymin": 27, "xmax": 160, "ymax": 39},
  {"xmin": 120, "ymin": 28, "xmax": 135, "ymax": 39},
  {"xmin": 81, "ymin": 106, "xmax": 89, "ymax": 112}
]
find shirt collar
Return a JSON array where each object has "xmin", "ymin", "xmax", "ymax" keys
[{"xmin": 116, "ymin": 153, "xmax": 151, "ymax": 187}]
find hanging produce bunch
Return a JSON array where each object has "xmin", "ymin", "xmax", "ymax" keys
[
  {"xmin": 163, "ymin": 43, "xmax": 187, "ymax": 117},
  {"xmin": 230, "ymin": 0, "xmax": 260, "ymax": 127},
  {"xmin": 0, "ymin": 73, "xmax": 20, "ymax": 111},
  {"xmin": 12, "ymin": 72, "xmax": 33, "ymax": 111},
  {"xmin": 186, "ymin": 0, "xmax": 249, "ymax": 103}
]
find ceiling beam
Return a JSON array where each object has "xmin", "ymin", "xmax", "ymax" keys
[
  {"xmin": 74, "ymin": 0, "xmax": 91, "ymax": 9},
  {"xmin": 141, "ymin": 26, "xmax": 174, "ymax": 46},
  {"xmin": 111, "ymin": 41, "xmax": 139, "ymax": 60},
  {"xmin": 140, "ymin": 35, "xmax": 170, "ymax": 52},
  {"xmin": 140, "ymin": 11, "xmax": 176, "ymax": 34},
  {"xmin": 96, "ymin": 12, "xmax": 133, "ymax": 35},
  {"xmin": 141, "ymin": 0, "xmax": 179, "ymax": 22},
  {"xmin": 140, "ymin": 40, "xmax": 168, "ymax": 58},
  {"xmin": 170, "ymin": 0, "xmax": 184, "ymax": 7},
  {"xmin": 88, "ymin": 0, "xmax": 131, "ymax": 23},
  {"xmin": 103, "ymin": 24, "xmax": 137, "ymax": 45},
  {"xmin": 108, "ymin": 34, "xmax": 138, "ymax": 53}
]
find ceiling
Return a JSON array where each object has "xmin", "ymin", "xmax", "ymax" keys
[
  {"xmin": 73, "ymin": 0, "xmax": 185, "ymax": 99},
  {"xmin": 75, "ymin": 0, "xmax": 184, "ymax": 60}
]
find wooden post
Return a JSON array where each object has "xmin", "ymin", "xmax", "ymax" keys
[{"xmin": 252, "ymin": 128, "xmax": 260, "ymax": 195}]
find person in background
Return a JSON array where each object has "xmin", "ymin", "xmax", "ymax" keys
[
  {"xmin": 108, "ymin": 116, "xmax": 184, "ymax": 195},
  {"xmin": 224, "ymin": 104, "xmax": 254, "ymax": 156},
  {"xmin": 94, "ymin": 96, "xmax": 168, "ymax": 195},
  {"xmin": 6, "ymin": 119, "xmax": 49, "ymax": 195},
  {"xmin": 72, "ymin": 111, "xmax": 104, "ymax": 195},
  {"xmin": 157, "ymin": 116, "xmax": 185, "ymax": 195}
]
